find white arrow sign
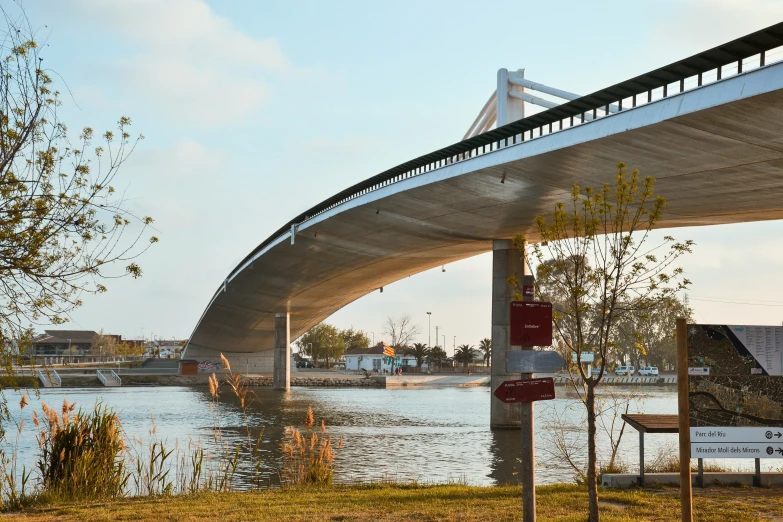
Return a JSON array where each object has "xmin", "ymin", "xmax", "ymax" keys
[
  {"xmin": 691, "ymin": 427, "xmax": 783, "ymax": 443},
  {"xmin": 691, "ymin": 442, "xmax": 783, "ymax": 459}
]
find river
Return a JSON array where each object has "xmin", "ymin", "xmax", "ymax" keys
[{"xmin": 1, "ymin": 385, "xmax": 771, "ymax": 488}]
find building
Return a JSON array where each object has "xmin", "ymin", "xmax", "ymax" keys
[
  {"xmin": 344, "ymin": 345, "xmax": 421, "ymax": 372},
  {"xmin": 30, "ymin": 330, "xmax": 148, "ymax": 356},
  {"xmin": 31, "ymin": 330, "xmax": 100, "ymax": 356}
]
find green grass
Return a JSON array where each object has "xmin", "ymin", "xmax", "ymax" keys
[{"xmin": 9, "ymin": 483, "xmax": 783, "ymax": 521}]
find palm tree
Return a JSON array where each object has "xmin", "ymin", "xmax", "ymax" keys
[
  {"xmin": 426, "ymin": 345, "xmax": 447, "ymax": 371},
  {"xmin": 406, "ymin": 343, "xmax": 429, "ymax": 370},
  {"xmin": 479, "ymin": 338, "xmax": 491, "ymax": 367},
  {"xmin": 454, "ymin": 344, "xmax": 478, "ymax": 369}
]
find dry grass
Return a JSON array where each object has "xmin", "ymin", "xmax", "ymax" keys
[{"xmin": 7, "ymin": 484, "xmax": 783, "ymax": 522}]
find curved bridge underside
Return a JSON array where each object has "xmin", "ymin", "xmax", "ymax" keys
[{"xmin": 185, "ymin": 58, "xmax": 783, "ymax": 362}]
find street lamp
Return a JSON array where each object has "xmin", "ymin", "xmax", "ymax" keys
[
  {"xmin": 426, "ymin": 312, "xmax": 431, "ymax": 347},
  {"xmin": 453, "ymin": 336, "xmax": 456, "ymax": 353},
  {"xmin": 442, "ymin": 335, "xmax": 446, "ymax": 354}
]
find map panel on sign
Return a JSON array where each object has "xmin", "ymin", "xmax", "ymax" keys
[
  {"xmin": 687, "ymin": 325, "xmax": 783, "ymax": 430},
  {"xmin": 728, "ymin": 325, "xmax": 783, "ymax": 376}
]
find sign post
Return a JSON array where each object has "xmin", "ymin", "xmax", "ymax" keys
[
  {"xmin": 517, "ymin": 274, "xmax": 544, "ymax": 522},
  {"xmin": 676, "ymin": 318, "xmax": 693, "ymax": 522}
]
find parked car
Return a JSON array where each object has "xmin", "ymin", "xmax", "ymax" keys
[
  {"xmin": 614, "ymin": 365, "xmax": 635, "ymax": 376},
  {"xmin": 296, "ymin": 361, "xmax": 314, "ymax": 368},
  {"xmin": 591, "ymin": 367, "xmax": 603, "ymax": 376},
  {"xmin": 638, "ymin": 366, "xmax": 659, "ymax": 376}
]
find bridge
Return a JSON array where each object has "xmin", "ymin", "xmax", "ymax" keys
[{"xmin": 185, "ymin": 23, "xmax": 783, "ymax": 427}]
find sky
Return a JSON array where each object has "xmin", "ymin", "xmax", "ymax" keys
[{"xmin": 17, "ymin": 0, "xmax": 783, "ymax": 352}]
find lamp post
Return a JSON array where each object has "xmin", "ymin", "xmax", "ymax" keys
[
  {"xmin": 67, "ymin": 338, "xmax": 72, "ymax": 365},
  {"xmin": 453, "ymin": 336, "xmax": 456, "ymax": 353},
  {"xmin": 443, "ymin": 335, "xmax": 446, "ymax": 354},
  {"xmin": 426, "ymin": 312, "xmax": 431, "ymax": 347}
]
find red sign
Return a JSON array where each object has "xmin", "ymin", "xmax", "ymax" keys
[
  {"xmin": 493, "ymin": 377, "xmax": 556, "ymax": 404},
  {"xmin": 510, "ymin": 301, "xmax": 553, "ymax": 347}
]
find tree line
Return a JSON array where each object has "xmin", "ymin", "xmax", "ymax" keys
[{"xmin": 295, "ymin": 314, "xmax": 495, "ymax": 370}]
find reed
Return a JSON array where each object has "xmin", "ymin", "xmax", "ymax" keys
[
  {"xmin": 280, "ymin": 406, "xmax": 343, "ymax": 487},
  {"xmin": 34, "ymin": 400, "xmax": 129, "ymax": 502}
]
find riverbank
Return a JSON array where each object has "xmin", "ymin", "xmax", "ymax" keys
[
  {"xmin": 9, "ymin": 484, "xmax": 783, "ymax": 521},
  {"xmin": 2, "ymin": 371, "xmax": 678, "ymax": 389}
]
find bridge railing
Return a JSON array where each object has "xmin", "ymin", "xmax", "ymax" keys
[{"xmin": 222, "ymin": 23, "xmax": 783, "ymax": 290}]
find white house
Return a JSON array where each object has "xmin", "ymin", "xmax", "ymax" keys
[{"xmin": 344, "ymin": 346, "xmax": 421, "ymax": 372}]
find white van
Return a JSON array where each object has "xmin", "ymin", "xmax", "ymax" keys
[
  {"xmin": 638, "ymin": 366, "xmax": 658, "ymax": 376},
  {"xmin": 615, "ymin": 365, "xmax": 635, "ymax": 376}
]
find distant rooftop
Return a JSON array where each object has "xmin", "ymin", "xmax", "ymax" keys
[{"xmin": 33, "ymin": 330, "xmax": 98, "ymax": 345}]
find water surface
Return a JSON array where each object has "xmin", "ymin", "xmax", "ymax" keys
[{"xmin": 3, "ymin": 385, "xmax": 769, "ymax": 487}]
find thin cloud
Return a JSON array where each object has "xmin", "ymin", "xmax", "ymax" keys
[{"xmin": 75, "ymin": 0, "xmax": 294, "ymax": 126}]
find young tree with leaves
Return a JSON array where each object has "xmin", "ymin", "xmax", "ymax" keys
[
  {"xmin": 510, "ymin": 163, "xmax": 693, "ymax": 522},
  {"xmin": 296, "ymin": 323, "xmax": 345, "ymax": 368},
  {"xmin": 0, "ymin": 9, "xmax": 156, "ymax": 350},
  {"xmin": 341, "ymin": 327, "xmax": 370, "ymax": 352}
]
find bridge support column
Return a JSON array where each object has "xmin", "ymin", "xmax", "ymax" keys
[
  {"xmin": 490, "ymin": 239, "xmax": 527, "ymax": 429},
  {"xmin": 273, "ymin": 312, "xmax": 290, "ymax": 391}
]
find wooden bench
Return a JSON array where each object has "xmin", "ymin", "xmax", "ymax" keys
[{"xmin": 621, "ymin": 414, "xmax": 679, "ymax": 486}]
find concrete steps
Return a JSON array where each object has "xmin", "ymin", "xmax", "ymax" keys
[{"xmin": 97, "ymin": 369, "xmax": 122, "ymax": 387}]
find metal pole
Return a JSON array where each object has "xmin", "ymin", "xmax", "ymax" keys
[
  {"xmin": 427, "ymin": 312, "xmax": 431, "ymax": 347},
  {"xmin": 676, "ymin": 317, "xmax": 693, "ymax": 522},
  {"xmin": 639, "ymin": 431, "xmax": 645, "ymax": 487},
  {"xmin": 754, "ymin": 458, "xmax": 761, "ymax": 487},
  {"xmin": 697, "ymin": 458, "xmax": 703, "ymax": 488},
  {"xmin": 520, "ymin": 240, "xmax": 535, "ymax": 522}
]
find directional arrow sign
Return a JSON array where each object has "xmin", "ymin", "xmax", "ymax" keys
[
  {"xmin": 493, "ymin": 377, "xmax": 555, "ymax": 404},
  {"xmin": 690, "ymin": 427, "xmax": 783, "ymax": 443},
  {"xmin": 506, "ymin": 350, "xmax": 565, "ymax": 373},
  {"xmin": 691, "ymin": 443, "xmax": 783, "ymax": 459}
]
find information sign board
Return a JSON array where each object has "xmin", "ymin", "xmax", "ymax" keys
[
  {"xmin": 572, "ymin": 352, "xmax": 594, "ymax": 363},
  {"xmin": 506, "ymin": 350, "xmax": 565, "ymax": 373},
  {"xmin": 687, "ymin": 324, "xmax": 783, "ymax": 459},
  {"xmin": 510, "ymin": 301, "xmax": 553, "ymax": 347},
  {"xmin": 493, "ymin": 377, "xmax": 555, "ymax": 404}
]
